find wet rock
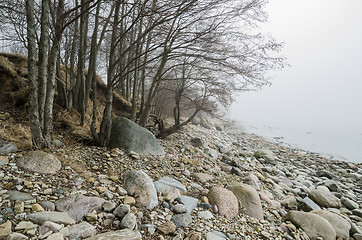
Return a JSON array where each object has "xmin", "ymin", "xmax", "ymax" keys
[
  {"xmin": 157, "ymin": 221, "xmax": 177, "ymax": 235},
  {"xmin": 284, "ymin": 210, "xmax": 336, "ymax": 240},
  {"xmin": 28, "ymin": 211, "xmax": 76, "ymax": 225},
  {"xmin": 110, "ymin": 117, "xmax": 165, "ymax": 156},
  {"xmin": 207, "ymin": 186, "xmax": 238, "ymax": 218},
  {"xmin": 123, "ymin": 170, "xmax": 158, "ymax": 210},
  {"xmin": 227, "ymin": 183, "xmax": 263, "ymax": 219},
  {"xmin": 311, "ymin": 209, "xmax": 351, "ymax": 239},
  {"xmin": 16, "ymin": 151, "xmax": 61, "ymax": 174},
  {"xmin": 68, "ymin": 222, "xmax": 97, "ymax": 239},
  {"xmin": 55, "ymin": 194, "xmax": 105, "ymax": 222},
  {"xmin": 171, "ymin": 213, "xmax": 193, "ymax": 227},
  {"xmin": 84, "ymin": 229, "xmax": 141, "ymax": 240},
  {"xmin": 308, "ymin": 186, "xmax": 341, "ymax": 208}
]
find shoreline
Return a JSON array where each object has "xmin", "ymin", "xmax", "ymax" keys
[{"xmin": 0, "ymin": 117, "xmax": 361, "ymax": 239}]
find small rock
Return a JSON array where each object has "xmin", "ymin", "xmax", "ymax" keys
[
  {"xmin": 40, "ymin": 201, "xmax": 55, "ymax": 211},
  {"xmin": 341, "ymin": 197, "xmax": 359, "ymax": 210},
  {"xmin": 68, "ymin": 222, "xmax": 97, "ymax": 239},
  {"xmin": 85, "ymin": 213, "xmax": 97, "ymax": 222},
  {"xmin": 207, "ymin": 186, "xmax": 239, "ymax": 218},
  {"xmin": 193, "ymin": 173, "xmax": 214, "ymax": 183},
  {"xmin": 171, "ymin": 213, "xmax": 193, "ymax": 227},
  {"xmin": 6, "ymin": 232, "xmax": 28, "ymax": 240},
  {"xmin": 176, "ymin": 196, "xmax": 199, "ymax": 213},
  {"xmin": 205, "ymin": 231, "xmax": 228, "ymax": 240},
  {"xmin": 103, "ymin": 201, "xmax": 116, "ymax": 212},
  {"xmin": 32, "ymin": 203, "xmax": 45, "ymax": 212},
  {"xmin": 83, "ymin": 229, "xmax": 141, "ymax": 240},
  {"xmin": 114, "ymin": 204, "xmax": 130, "ymax": 219},
  {"xmin": 15, "ymin": 221, "xmax": 37, "ymax": 231},
  {"xmin": 120, "ymin": 213, "xmax": 137, "ymax": 230},
  {"xmin": 124, "ymin": 196, "xmax": 136, "ymax": 205},
  {"xmin": 197, "ymin": 211, "xmax": 214, "ymax": 219},
  {"xmin": 172, "ymin": 204, "xmax": 187, "ymax": 214},
  {"xmin": 46, "ymin": 233, "xmax": 64, "ymax": 240},
  {"xmin": 157, "ymin": 221, "xmax": 177, "ymax": 235},
  {"xmin": 309, "ymin": 186, "xmax": 341, "ymax": 208},
  {"xmin": 0, "ymin": 221, "xmax": 12, "ymax": 239}
]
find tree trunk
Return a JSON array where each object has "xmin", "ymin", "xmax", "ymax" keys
[{"xmin": 26, "ymin": 0, "xmax": 46, "ymax": 148}]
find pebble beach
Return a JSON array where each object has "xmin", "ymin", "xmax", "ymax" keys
[{"xmin": 0, "ymin": 117, "xmax": 361, "ymax": 240}]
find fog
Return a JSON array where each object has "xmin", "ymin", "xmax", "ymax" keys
[{"xmin": 229, "ymin": 0, "xmax": 362, "ymax": 163}]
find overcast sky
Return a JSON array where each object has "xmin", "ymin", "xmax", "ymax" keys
[{"xmin": 229, "ymin": 0, "xmax": 362, "ymax": 133}]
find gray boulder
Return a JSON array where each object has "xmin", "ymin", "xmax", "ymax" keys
[
  {"xmin": 110, "ymin": 117, "xmax": 165, "ymax": 156},
  {"xmin": 55, "ymin": 194, "xmax": 105, "ymax": 222},
  {"xmin": 84, "ymin": 229, "xmax": 141, "ymax": 240},
  {"xmin": 120, "ymin": 213, "xmax": 137, "ymax": 230},
  {"xmin": 284, "ymin": 211, "xmax": 336, "ymax": 240},
  {"xmin": 311, "ymin": 209, "xmax": 351, "ymax": 239},
  {"xmin": 309, "ymin": 186, "xmax": 341, "ymax": 208},
  {"xmin": 0, "ymin": 140, "xmax": 18, "ymax": 154},
  {"xmin": 16, "ymin": 151, "xmax": 61, "ymax": 174},
  {"xmin": 171, "ymin": 213, "xmax": 193, "ymax": 227},
  {"xmin": 227, "ymin": 183, "xmax": 263, "ymax": 219},
  {"xmin": 123, "ymin": 170, "xmax": 158, "ymax": 210},
  {"xmin": 68, "ymin": 222, "xmax": 97, "ymax": 239},
  {"xmin": 7, "ymin": 190, "xmax": 34, "ymax": 202}
]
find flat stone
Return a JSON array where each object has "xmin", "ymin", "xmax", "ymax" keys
[
  {"xmin": 40, "ymin": 201, "xmax": 55, "ymax": 211},
  {"xmin": 172, "ymin": 204, "xmax": 187, "ymax": 214},
  {"xmin": 17, "ymin": 151, "xmax": 61, "ymax": 174},
  {"xmin": 6, "ymin": 232, "xmax": 28, "ymax": 240},
  {"xmin": 171, "ymin": 213, "xmax": 193, "ymax": 227},
  {"xmin": 297, "ymin": 197, "xmax": 321, "ymax": 212},
  {"xmin": 0, "ymin": 141, "xmax": 18, "ymax": 154},
  {"xmin": 193, "ymin": 173, "xmax": 214, "ymax": 183},
  {"xmin": 341, "ymin": 197, "xmax": 359, "ymax": 210},
  {"xmin": 176, "ymin": 196, "xmax": 199, "ymax": 213},
  {"xmin": 46, "ymin": 233, "xmax": 64, "ymax": 240},
  {"xmin": 205, "ymin": 231, "xmax": 228, "ymax": 240},
  {"xmin": 28, "ymin": 211, "xmax": 76, "ymax": 225},
  {"xmin": 7, "ymin": 190, "xmax": 34, "ymax": 202},
  {"xmin": 157, "ymin": 221, "xmax": 177, "ymax": 235},
  {"xmin": 84, "ymin": 229, "xmax": 141, "ymax": 240},
  {"xmin": 103, "ymin": 201, "xmax": 117, "ymax": 212},
  {"xmin": 198, "ymin": 211, "xmax": 214, "ymax": 220},
  {"xmin": 154, "ymin": 176, "xmax": 187, "ymax": 195},
  {"xmin": 55, "ymin": 194, "xmax": 105, "ymax": 222},
  {"xmin": 39, "ymin": 221, "xmax": 62, "ymax": 235},
  {"xmin": 68, "ymin": 222, "xmax": 97, "ymax": 239},
  {"xmin": 15, "ymin": 221, "xmax": 37, "ymax": 231}
]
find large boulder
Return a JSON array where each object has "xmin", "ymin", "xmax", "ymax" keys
[
  {"xmin": 227, "ymin": 183, "xmax": 263, "ymax": 219},
  {"xmin": 16, "ymin": 151, "xmax": 61, "ymax": 174},
  {"xmin": 123, "ymin": 170, "xmax": 158, "ymax": 210},
  {"xmin": 284, "ymin": 211, "xmax": 336, "ymax": 240},
  {"xmin": 311, "ymin": 209, "xmax": 351, "ymax": 239},
  {"xmin": 110, "ymin": 117, "xmax": 165, "ymax": 156},
  {"xmin": 309, "ymin": 186, "xmax": 341, "ymax": 208},
  {"xmin": 207, "ymin": 186, "xmax": 239, "ymax": 218},
  {"xmin": 55, "ymin": 194, "xmax": 105, "ymax": 222}
]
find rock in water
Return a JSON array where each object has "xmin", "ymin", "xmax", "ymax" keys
[
  {"xmin": 55, "ymin": 194, "xmax": 105, "ymax": 222},
  {"xmin": 123, "ymin": 170, "xmax": 158, "ymax": 210},
  {"xmin": 227, "ymin": 183, "xmax": 264, "ymax": 219},
  {"xmin": 311, "ymin": 209, "xmax": 351, "ymax": 239},
  {"xmin": 110, "ymin": 117, "xmax": 165, "ymax": 156},
  {"xmin": 84, "ymin": 229, "xmax": 141, "ymax": 240},
  {"xmin": 308, "ymin": 186, "xmax": 341, "ymax": 208},
  {"xmin": 207, "ymin": 187, "xmax": 239, "ymax": 218},
  {"xmin": 284, "ymin": 210, "xmax": 336, "ymax": 240},
  {"xmin": 16, "ymin": 151, "xmax": 61, "ymax": 174}
]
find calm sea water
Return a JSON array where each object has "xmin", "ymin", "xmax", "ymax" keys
[{"xmin": 238, "ymin": 121, "xmax": 362, "ymax": 164}]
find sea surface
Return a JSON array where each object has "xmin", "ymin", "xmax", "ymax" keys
[{"xmin": 237, "ymin": 120, "xmax": 362, "ymax": 164}]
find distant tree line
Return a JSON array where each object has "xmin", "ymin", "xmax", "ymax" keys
[{"xmin": 0, "ymin": 0, "xmax": 286, "ymax": 148}]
